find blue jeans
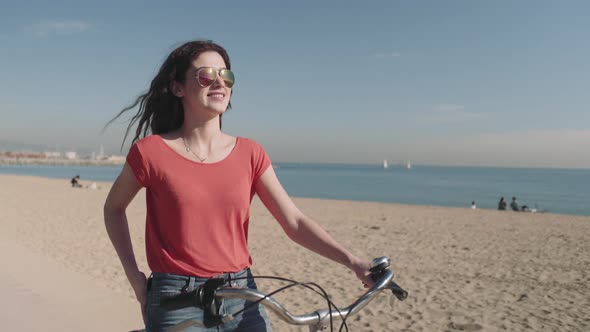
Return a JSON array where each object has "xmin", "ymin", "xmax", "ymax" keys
[{"xmin": 146, "ymin": 268, "xmax": 272, "ymax": 332}]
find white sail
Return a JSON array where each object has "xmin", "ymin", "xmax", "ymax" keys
[
  {"xmin": 406, "ymin": 160, "xmax": 412, "ymax": 169},
  {"xmin": 383, "ymin": 159, "xmax": 389, "ymax": 169}
]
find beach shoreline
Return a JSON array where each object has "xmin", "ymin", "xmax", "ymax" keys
[
  {"xmin": 1, "ymin": 174, "xmax": 589, "ymax": 331},
  {"xmin": 3, "ymin": 163, "xmax": 589, "ymax": 217}
]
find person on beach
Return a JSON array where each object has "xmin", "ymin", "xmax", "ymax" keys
[
  {"xmin": 71, "ymin": 175, "xmax": 82, "ymax": 188},
  {"xmin": 510, "ymin": 197, "xmax": 519, "ymax": 211},
  {"xmin": 471, "ymin": 201, "xmax": 476, "ymax": 209},
  {"xmin": 498, "ymin": 197, "xmax": 507, "ymax": 210},
  {"xmin": 510, "ymin": 196, "xmax": 530, "ymax": 212},
  {"xmin": 103, "ymin": 40, "xmax": 373, "ymax": 331}
]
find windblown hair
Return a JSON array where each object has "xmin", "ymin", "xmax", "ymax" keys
[{"xmin": 104, "ymin": 40, "xmax": 232, "ymax": 149}]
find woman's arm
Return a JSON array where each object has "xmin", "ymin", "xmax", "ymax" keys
[
  {"xmin": 254, "ymin": 166, "xmax": 372, "ymax": 285},
  {"xmin": 103, "ymin": 163, "xmax": 148, "ymax": 312}
]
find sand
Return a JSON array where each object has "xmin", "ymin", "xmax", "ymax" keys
[{"xmin": 0, "ymin": 174, "xmax": 588, "ymax": 331}]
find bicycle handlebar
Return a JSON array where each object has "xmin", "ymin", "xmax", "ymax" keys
[
  {"xmin": 161, "ymin": 256, "xmax": 407, "ymax": 331},
  {"xmin": 215, "ymin": 268, "xmax": 407, "ymax": 326}
]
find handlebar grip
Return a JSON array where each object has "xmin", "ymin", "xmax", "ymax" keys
[
  {"xmin": 389, "ymin": 281, "xmax": 408, "ymax": 301},
  {"xmin": 160, "ymin": 288, "xmax": 201, "ymax": 310}
]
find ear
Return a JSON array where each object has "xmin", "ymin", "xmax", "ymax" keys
[{"xmin": 171, "ymin": 82, "xmax": 184, "ymax": 97}]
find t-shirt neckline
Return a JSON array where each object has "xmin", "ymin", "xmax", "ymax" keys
[{"xmin": 155, "ymin": 135, "xmax": 240, "ymax": 166}]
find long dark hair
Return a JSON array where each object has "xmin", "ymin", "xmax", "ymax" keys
[{"xmin": 104, "ymin": 40, "xmax": 232, "ymax": 149}]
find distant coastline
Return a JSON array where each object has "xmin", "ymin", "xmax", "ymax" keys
[
  {"xmin": 0, "ymin": 150, "xmax": 125, "ymax": 167},
  {"xmin": 0, "ymin": 156, "xmax": 124, "ymax": 167}
]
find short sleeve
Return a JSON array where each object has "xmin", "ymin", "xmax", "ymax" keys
[
  {"xmin": 252, "ymin": 142, "xmax": 272, "ymax": 184},
  {"xmin": 126, "ymin": 143, "xmax": 150, "ymax": 187}
]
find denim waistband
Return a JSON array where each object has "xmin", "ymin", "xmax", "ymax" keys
[{"xmin": 151, "ymin": 267, "xmax": 251, "ymax": 288}]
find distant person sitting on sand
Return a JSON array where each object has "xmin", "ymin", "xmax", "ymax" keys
[
  {"xmin": 510, "ymin": 197, "xmax": 519, "ymax": 211},
  {"xmin": 511, "ymin": 197, "xmax": 530, "ymax": 211},
  {"xmin": 511, "ymin": 197, "xmax": 530, "ymax": 212},
  {"xmin": 71, "ymin": 175, "xmax": 82, "ymax": 188},
  {"xmin": 471, "ymin": 201, "xmax": 476, "ymax": 209},
  {"xmin": 498, "ymin": 197, "xmax": 507, "ymax": 210}
]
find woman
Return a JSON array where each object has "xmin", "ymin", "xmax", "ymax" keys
[{"xmin": 103, "ymin": 40, "xmax": 372, "ymax": 331}]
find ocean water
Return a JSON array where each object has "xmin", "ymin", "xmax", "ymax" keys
[{"xmin": 1, "ymin": 163, "xmax": 589, "ymax": 216}]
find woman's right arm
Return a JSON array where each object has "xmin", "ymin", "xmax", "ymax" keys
[{"xmin": 103, "ymin": 163, "xmax": 147, "ymax": 307}]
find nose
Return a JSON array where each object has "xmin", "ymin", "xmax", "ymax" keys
[{"xmin": 211, "ymin": 70, "xmax": 227, "ymax": 88}]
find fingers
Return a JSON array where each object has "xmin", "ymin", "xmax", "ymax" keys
[
  {"xmin": 131, "ymin": 272, "xmax": 148, "ymax": 299},
  {"xmin": 350, "ymin": 258, "xmax": 376, "ymax": 288},
  {"xmin": 128, "ymin": 271, "xmax": 148, "ymax": 325},
  {"xmin": 141, "ymin": 302, "xmax": 147, "ymax": 326}
]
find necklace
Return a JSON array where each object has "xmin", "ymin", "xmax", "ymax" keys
[{"xmin": 182, "ymin": 138, "xmax": 208, "ymax": 162}]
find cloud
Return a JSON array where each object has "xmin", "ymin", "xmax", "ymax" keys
[
  {"xmin": 433, "ymin": 104, "xmax": 465, "ymax": 112},
  {"xmin": 468, "ymin": 129, "xmax": 590, "ymax": 151},
  {"xmin": 409, "ymin": 128, "xmax": 590, "ymax": 168},
  {"xmin": 374, "ymin": 52, "xmax": 401, "ymax": 58},
  {"xmin": 25, "ymin": 20, "xmax": 92, "ymax": 37},
  {"xmin": 419, "ymin": 104, "xmax": 484, "ymax": 123}
]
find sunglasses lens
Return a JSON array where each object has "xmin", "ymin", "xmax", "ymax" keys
[
  {"xmin": 220, "ymin": 69, "xmax": 235, "ymax": 88},
  {"xmin": 197, "ymin": 68, "xmax": 217, "ymax": 87}
]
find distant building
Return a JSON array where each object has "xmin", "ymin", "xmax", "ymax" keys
[
  {"xmin": 44, "ymin": 151, "xmax": 61, "ymax": 158},
  {"xmin": 65, "ymin": 151, "xmax": 77, "ymax": 160},
  {"xmin": 107, "ymin": 155, "xmax": 126, "ymax": 162}
]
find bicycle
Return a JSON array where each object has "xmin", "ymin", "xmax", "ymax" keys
[{"xmin": 160, "ymin": 256, "xmax": 408, "ymax": 332}]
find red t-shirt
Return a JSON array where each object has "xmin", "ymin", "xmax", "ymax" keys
[{"xmin": 126, "ymin": 135, "xmax": 271, "ymax": 277}]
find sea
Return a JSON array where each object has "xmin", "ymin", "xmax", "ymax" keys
[{"xmin": 1, "ymin": 163, "xmax": 589, "ymax": 217}]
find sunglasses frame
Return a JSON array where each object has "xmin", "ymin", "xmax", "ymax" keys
[{"xmin": 195, "ymin": 67, "xmax": 235, "ymax": 88}]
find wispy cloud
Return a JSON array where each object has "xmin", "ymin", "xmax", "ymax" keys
[
  {"xmin": 416, "ymin": 129, "xmax": 590, "ymax": 168},
  {"xmin": 374, "ymin": 52, "xmax": 401, "ymax": 58},
  {"xmin": 25, "ymin": 20, "xmax": 93, "ymax": 37},
  {"xmin": 433, "ymin": 104, "xmax": 466, "ymax": 113},
  {"xmin": 420, "ymin": 104, "xmax": 484, "ymax": 123}
]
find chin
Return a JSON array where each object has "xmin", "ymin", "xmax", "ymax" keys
[{"xmin": 207, "ymin": 105, "xmax": 228, "ymax": 114}]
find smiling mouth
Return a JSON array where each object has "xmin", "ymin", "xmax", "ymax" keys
[{"xmin": 207, "ymin": 93, "xmax": 225, "ymax": 98}]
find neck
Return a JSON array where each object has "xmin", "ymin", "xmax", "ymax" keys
[
  {"xmin": 179, "ymin": 124, "xmax": 222, "ymax": 163},
  {"xmin": 181, "ymin": 117, "xmax": 222, "ymax": 145}
]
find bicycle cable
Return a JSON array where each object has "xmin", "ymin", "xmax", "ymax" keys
[{"xmin": 222, "ymin": 275, "xmax": 350, "ymax": 332}]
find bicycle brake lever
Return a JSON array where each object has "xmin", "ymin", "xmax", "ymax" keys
[
  {"xmin": 369, "ymin": 256, "xmax": 391, "ymax": 274},
  {"xmin": 369, "ymin": 256, "xmax": 392, "ymax": 283},
  {"xmin": 369, "ymin": 257, "xmax": 409, "ymax": 301}
]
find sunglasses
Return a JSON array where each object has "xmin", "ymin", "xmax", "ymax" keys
[{"xmin": 195, "ymin": 67, "xmax": 235, "ymax": 88}]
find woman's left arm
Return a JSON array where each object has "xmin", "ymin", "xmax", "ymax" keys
[{"xmin": 254, "ymin": 167, "xmax": 372, "ymax": 285}]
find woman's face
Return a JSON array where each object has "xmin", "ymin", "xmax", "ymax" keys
[{"xmin": 177, "ymin": 51, "xmax": 232, "ymax": 116}]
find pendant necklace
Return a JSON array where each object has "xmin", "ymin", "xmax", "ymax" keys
[{"xmin": 182, "ymin": 137, "xmax": 208, "ymax": 162}]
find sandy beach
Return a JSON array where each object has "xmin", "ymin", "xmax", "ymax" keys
[{"xmin": 1, "ymin": 174, "xmax": 588, "ymax": 331}]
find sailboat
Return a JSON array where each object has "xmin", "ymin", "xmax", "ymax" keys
[
  {"xmin": 406, "ymin": 160, "xmax": 412, "ymax": 169},
  {"xmin": 383, "ymin": 159, "xmax": 389, "ymax": 169}
]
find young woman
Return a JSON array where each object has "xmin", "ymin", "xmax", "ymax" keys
[{"xmin": 103, "ymin": 40, "xmax": 372, "ymax": 331}]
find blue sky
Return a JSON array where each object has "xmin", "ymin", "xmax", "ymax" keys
[{"xmin": 1, "ymin": 0, "xmax": 589, "ymax": 168}]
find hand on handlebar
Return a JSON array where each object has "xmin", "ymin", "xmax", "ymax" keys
[{"xmin": 348, "ymin": 257, "xmax": 374, "ymax": 288}]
